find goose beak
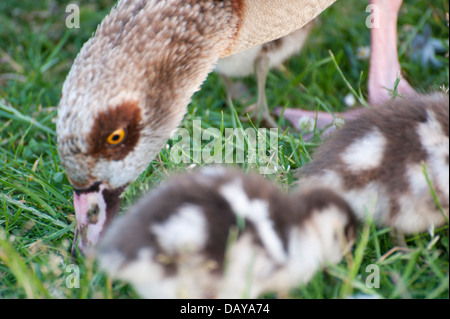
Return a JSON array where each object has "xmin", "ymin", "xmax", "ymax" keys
[{"xmin": 71, "ymin": 183, "xmax": 124, "ymax": 255}]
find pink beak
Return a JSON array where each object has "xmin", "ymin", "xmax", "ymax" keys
[{"xmin": 71, "ymin": 183, "xmax": 124, "ymax": 255}]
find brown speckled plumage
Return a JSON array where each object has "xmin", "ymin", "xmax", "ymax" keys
[
  {"xmin": 97, "ymin": 166, "xmax": 357, "ymax": 298},
  {"xmin": 215, "ymin": 23, "xmax": 314, "ymax": 127},
  {"xmin": 297, "ymin": 93, "xmax": 449, "ymax": 234}
]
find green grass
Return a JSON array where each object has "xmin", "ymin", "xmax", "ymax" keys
[{"xmin": 0, "ymin": 0, "xmax": 448, "ymax": 299}]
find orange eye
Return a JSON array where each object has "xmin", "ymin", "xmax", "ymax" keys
[{"xmin": 107, "ymin": 128, "xmax": 126, "ymax": 145}]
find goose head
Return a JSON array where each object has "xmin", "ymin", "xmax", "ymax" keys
[
  {"xmin": 57, "ymin": 0, "xmax": 240, "ymax": 253},
  {"xmin": 57, "ymin": 70, "xmax": 185, "ymax": 253}
]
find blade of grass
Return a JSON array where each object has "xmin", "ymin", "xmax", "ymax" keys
[
  {"xmin": 0, "ymin": 193, "xmax": 67, "ymax": 228},
  {"xmin": 422, "ymin": 162, "xmax": 448, "ymax": 223},
  {"xmin": 0, "ymin": 230, "xmax": 51, "ymax": 298},
  {"xmin": 426, "ymin": 274, "xmax": 449, "ymax": 299},
  {"xmin": 340, "ymin": 215, "xmax": 372, "ymax": 298},
  {"xmin": 0, "ymin": 100, "xmax": 56, "ymax": 136},
  {"xmin": 329, "ymin": 50, "xmax": 369, "ymax": 107}
]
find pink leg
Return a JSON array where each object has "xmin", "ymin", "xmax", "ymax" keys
[
  {"xmin": 277, "ymin": 0, "xmax": 416, "ymax": 133},
  {"xmin": 274, "ymin": 108, "xmax": 362, "ymax": 136},
  {"xmin": 368, "ymin": 0, "xmax": 415, "ymax": 105}
]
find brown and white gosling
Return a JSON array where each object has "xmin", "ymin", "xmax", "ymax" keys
[
  {"xmin": 297, "ymin": 93, "xmax": 449, "ymax": 235},
  {"xmin": 97, "ymin": 166, "xmax": 357, "ymax": 299},
  {"xmin": 215, "ymin": 23, "xmax": 314, "ymax": 128}
]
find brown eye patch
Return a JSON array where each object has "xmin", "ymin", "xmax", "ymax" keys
[{"xmin": 87, "ymin": 101, "xmax": 142, "ymax": 161}]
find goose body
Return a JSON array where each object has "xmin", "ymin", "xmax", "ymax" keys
[
  {"xmin": 297, "ymin": 93, "xmax": 449, "ymax": 234},
  {"xmin": 97, "ymin": 167, "xmax": 357, "ymax": 298},
  {"xmin": 56, "ymin": 0, "xmax": 336, "ymax": 252}
]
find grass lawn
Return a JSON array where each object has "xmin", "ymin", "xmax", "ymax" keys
[{"xmin": 0, "ymin": 0, "xmax": 448, "ymax": 299}]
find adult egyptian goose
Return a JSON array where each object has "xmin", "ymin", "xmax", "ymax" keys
[
  {"xmin": 57, "ymin": 0, "xmax": 337, "ymax": 253},
  {"xmin": 279, "ymin": 0, "xmax": 418, "ymax": 132},
  {"xmin": 96, "ymin": 166, "xmax": 357, "ymax": 298},
  {"xmin": 296, "ymin": 93, "xmax": 449, "ymax": 235},
  {"xmin": 215, "ymin": 23, "xmax": 314, "ymax": 128}
]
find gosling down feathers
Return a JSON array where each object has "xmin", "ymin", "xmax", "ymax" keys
[
  {"xmin": 297, "ymin": 93, "xmax": 449, "ymax": 234},
  {"xmin": 215, "ymin": 23, "xmax": 314, "ymax": 128},
  {"xmin": 56, "ymin": 0, "xmax": 336, "ymax": 252},
  {"xmin": 97, "ymin": 167, "xmax": 357, "ymax": 299}
]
